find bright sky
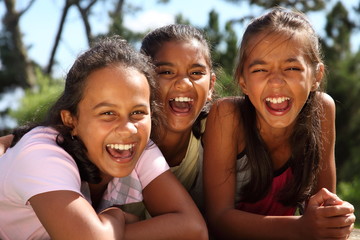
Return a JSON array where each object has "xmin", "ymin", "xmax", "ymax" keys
[{"xmin": 0, "ymin": 0, "xmax": 358, "ymax": 78}]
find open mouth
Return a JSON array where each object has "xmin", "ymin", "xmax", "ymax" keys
[
  {"xmin": 106, "ymin": 143, "xmax": 134, "ymax": 159},
  {"xmin": 265, "ymin": 97, "xmax": 291, "ymax": 112},
  {"xmin": 169, "ymin": 97, "xmax": 194, "ymax": 113}
]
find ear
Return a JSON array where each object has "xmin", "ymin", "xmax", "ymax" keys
[
  {"xmin": 311, "ymin": 63, "xmax": 324, "ymax": 91},
  {"xmin": 207, "ymin": 72, "xmax": 217, "ymax": 101},
  {"xmin": 239, "ymin": 76, "xmax": 248, "ymax": 95},
  {"xmin": 60, "ymin": 110, "xmax": 78, "ymax": 135}
]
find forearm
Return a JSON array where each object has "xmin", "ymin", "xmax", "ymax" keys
[
  {"xmin": 98, "ymin": 208, "xmax": 126, "ymax": 239},
  {"xmin": 124, "ymin": 212, "xmax": 208, "ymax": 240},
  {"xmin": 209, "ymin": 209, "xmax": 302, "ymax": 240}
]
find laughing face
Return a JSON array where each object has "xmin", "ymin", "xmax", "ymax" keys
[
  {"xmin": 153, "ymin": 40, "xmax": 214, "ymax": 134},
  {"xmin": 239, "ymin": 32, "xmax": 321, "ymax": 130},
  {"xmin": 62, "ymin": 65, "xmax": 151, "ymax": 179}
]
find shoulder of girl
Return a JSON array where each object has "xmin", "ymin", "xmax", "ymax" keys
[
  {"xmin": 213, "ymin": 96, "xmax": 241, "ymax": 112},
  {"xmin": 318, "ymin": 92, "xmax": 335, "ymax": 111},
  {"xmin": 320, "ymin": 92, "xmax": 335, "ymax": 104}
]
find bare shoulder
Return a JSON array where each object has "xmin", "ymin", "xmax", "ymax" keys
[
  {"xmin": 209, "ymin": 96, "xmax": 242, "ymax": 119},
  {"xmin": 318, "ymin": 92, "xmax": 335, "ymax": 109},
  {"xmin": 317, "ymin": 92, "xmax": 336, "ymax": 119},
  {"xmin": 205, "ymin": 96, "xmax": 244, "ymax": 150}
]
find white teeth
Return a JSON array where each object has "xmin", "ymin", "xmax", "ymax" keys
[
  {"xmin": 107, "ymin": 144, "xmax": 134, "ymax": 150},
  {"xmin": 173, "ymin": 97, "xmax": 193, "ymax": 102},
  {"xmin": 265, "ymin": 97, "xmax": 290, "ymax": 104}
]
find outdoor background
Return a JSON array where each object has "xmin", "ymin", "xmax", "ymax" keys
[{"xmin": 1, "ymin": 0, "xmax": 359, "ymax": 225}]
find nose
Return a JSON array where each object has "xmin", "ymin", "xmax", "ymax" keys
[
  {"xmin": 175, "ymin": 74, "xmax": 192, "ymax": 90},
  {"xmin": 115, "ymin": 120, "xmax": 137, "ymax": 137},
  {"xmin": 268, "ymin": 70, "xmax": 285, "ymax": 87}
]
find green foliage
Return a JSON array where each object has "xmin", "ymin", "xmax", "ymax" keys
[
  {"xmin": 105, "ymin": 14, "xmax": 145, "ymax": 45},
  {"xmin": 202, "ymin": 9, "xmax": 240, "ymax": 97},
  {"xmin": 224, "ymin": 0, "xmax": 325, "ymax": 12},
  {"xmin": 324, "ymin": 2, "xmax": 355, "ymax": 60},
  {"xmin": 0, "ymin": 30, "xmax": 25, "ymax": 91},
  {"xmin": 215, "ymin": 70, "xmax": 240, "ymax": 97},
  {"xmin": 337, "ymin": 178, "xmax": 360, "ymax": 227},
  {"xmin": 174, "ymin": 13, "xmax": 191, "ymax": 25},
  {"xmin": 9, "ymin": 68, "xmax": 63, "ymax": 125},
  {"xmin": 321, "ymin": 2, "xmax": 360, "ymax": 182},
  {"xmin": 326, "ymin": 52, "xmax": 360, "ymax": 179}
]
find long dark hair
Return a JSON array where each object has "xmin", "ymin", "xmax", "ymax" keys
[
  {"xmin": 234, "ymin": 8, "xmax": 325, "ymax": 206},
  {"xmin": 11, "ymin": 36, "xmax": 162, "ymax": 184},
  {"xmin": 141, "ymin": 24, "xmax": 214, "ymax": 139}
]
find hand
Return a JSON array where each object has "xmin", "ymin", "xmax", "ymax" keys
[
  {"xmin": 0, "ymin": 134, "xmax": 14, "ymax": 155},
  {"xmin": 298, "ymin": 188, "xmax": 355, "ymax": 239}
]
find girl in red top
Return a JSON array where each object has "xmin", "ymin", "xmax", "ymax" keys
[{"xmin": 203, "ymin": 7, "xmax": 355, "ymax": 239}]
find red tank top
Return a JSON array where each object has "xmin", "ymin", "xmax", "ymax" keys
[{"xmin": 237, "ymin": 166, "xmax": 296, "ymax": 216}]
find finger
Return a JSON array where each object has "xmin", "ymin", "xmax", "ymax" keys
[
  {"xmin": 318, "ymin": 202, "xmax": 355, "ymax": 218},
  {"xmin": 317, "ymin": 225, "xmax": 354, "ymax": 240},
  {"xmin": 324, "ymin": 197, "xmax": 343, "ymax": 206},
  {"xmin": 308, "ymin": 188, "xmax": 340, "ymax": 207},
  {"xmin": 315, "ymin": 214, "xmax": 356, "ymax": 228}
]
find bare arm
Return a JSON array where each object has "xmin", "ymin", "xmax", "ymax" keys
[
  {"xmin": 203, "ymin": 98, "xmax": 355, "ymax": 240},
  {"xmin": 123, "ymin": 170, "xmax": 208, "ymax": 240},
  {"xmin": 30, "ymin": 191, "xmax": 126, "ymax": 240},
  {"xmin": 315, "ymin": 92, "xmax": 336, "ymax": 193},
  {"xmin": 0, "ymin": 134, "xmax": 13, "ymax": 155}
]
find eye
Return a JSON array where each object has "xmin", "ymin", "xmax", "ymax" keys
[
  {"xmin": 156, "ymin": 66, "xmax": 175, "ymax": 76},
  {"xmin": 102, "ymin": 111, "xmax": 114, "ymax": 116},
  {"xmin": 130, "ymin": 110, "xmax": 149, "ymax": 121},
  {"xmin": 99, "ymin": 111, "xmax": 117, "ymax": 122},
  {"xmin": 158, "ymin": 70, "xmax": 173, "ymax": 75},
  {"xmin": 286, "ymin": 67, "xmax": 301, "ymax": 71},
  {"xmin": 131, "ymin": 110, "xmax": 146, "ymax": 116},
  {"xmin": 251, "ymin": 69, "xmax": 267, "ymax": 73},
  {"xmin": 191, "ymin": 70, "xmax": 206, "ymax": 75},
  {"xmin": 189, "ymin": 69, "xmax": 207, "ymax": 80}
]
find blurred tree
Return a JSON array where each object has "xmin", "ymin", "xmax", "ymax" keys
[
  {"xmin": 75, "ymin": 0, "xmax": 97, "ymax": 45},
  {"xmin": 45, "ymin": 0, "xmax": 74, "ymax": 75},
  {"xmin": 223, "ymin": 0, "xmax": 325, "ymax": 12},
  {"xmin": 203, "ymin": 10, "xmax": 240, "ymax": 97},
  {"xmin": 46, "ymin": 0, "xmax": 100, "ymax": 75},
  {"xmin": 9, "ymin": 68, "xmax": 63, "ymax": 125},
  {"xmin": 104, "ymin": 0, "xmax": 145, "ymax": 45},
  {"xmin": 0, "ymin": 0, "xmax": 36, "ymax": 92},
  {"xmin": 321, "ymin": 1, "xmax": 360, "ymax": 180}
]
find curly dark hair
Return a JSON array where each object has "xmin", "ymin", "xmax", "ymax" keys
[{"xmin": 11, "ymin": 35, "xmax": 163, "ymax": 184}]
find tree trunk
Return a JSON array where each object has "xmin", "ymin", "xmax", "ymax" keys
[
  {"xmin": 2, "ymin": 0, "xmax": 36, "ymax": 89},
  {"xmin": 45, "ymin": 0, "xmax": 74, "ymax": 75},
  {"xmin": 75, "ymin": 0, "xmax": 98, "ymax": 46}
]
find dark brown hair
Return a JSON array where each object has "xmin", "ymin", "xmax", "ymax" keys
[
  {"xmin": 140, "ymin": 24, "xmax": 214, "ymax": 139},
  {"xmin": 12, "ymin": 36, "xmax": 162, "ymax": 184},
  {"xmin": 234, "ymin": 7, "xmax": 325, "ymax": 206}
]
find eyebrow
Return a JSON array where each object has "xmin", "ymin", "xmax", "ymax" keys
[
  {"xmin": 248, "ymin": 59, "xmax": 266, "ymax": 68},
  {"xmin": 155, "ymin": 61, "xmax": 174, "ymax": 67},
  {"xmin": 92, "ymin": 102, "xmax": 149, "ymax": 110},
  {"xmin": 155, "ymin": 62, "xmax": 207, "ymax": 69},
  {"xmin": 285, "ymin": 57, "xmax": 300, "ymax": 63},
  {"xmin": 248, "ymin": 57, "xmax": 301, "ymax": 68}
]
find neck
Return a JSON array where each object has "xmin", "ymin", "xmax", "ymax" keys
[
  {"xmin": 158, "ymin": 129, "xmax": 192, "ymax": 167},
  {"xmin": 259, "ymin": 126, "xmax": 294, "ymax": 171},
  {"xmin": 88, "ymin": 174, "xmax": 113, "ymax": 208}
]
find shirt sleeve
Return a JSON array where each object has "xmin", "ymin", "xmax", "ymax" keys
[
  {"xmin": 3, "ymin": 127, "xmax": 82, "ymax": 205},
  {"xmin": 135, "ymin": 141, "xmax": 169, "ymax": 189}
]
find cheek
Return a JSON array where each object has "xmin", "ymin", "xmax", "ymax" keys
[
  {"xmin": 137, "ymin": 118, "xmax": 152, "ymax": 137},
  {"xmin": 159, "ymin": 84, "xmax": 171, "ymax": 101},
  {"xmin": 196, "ymin": 80, "xmax": 211, "ymax": 97}
]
